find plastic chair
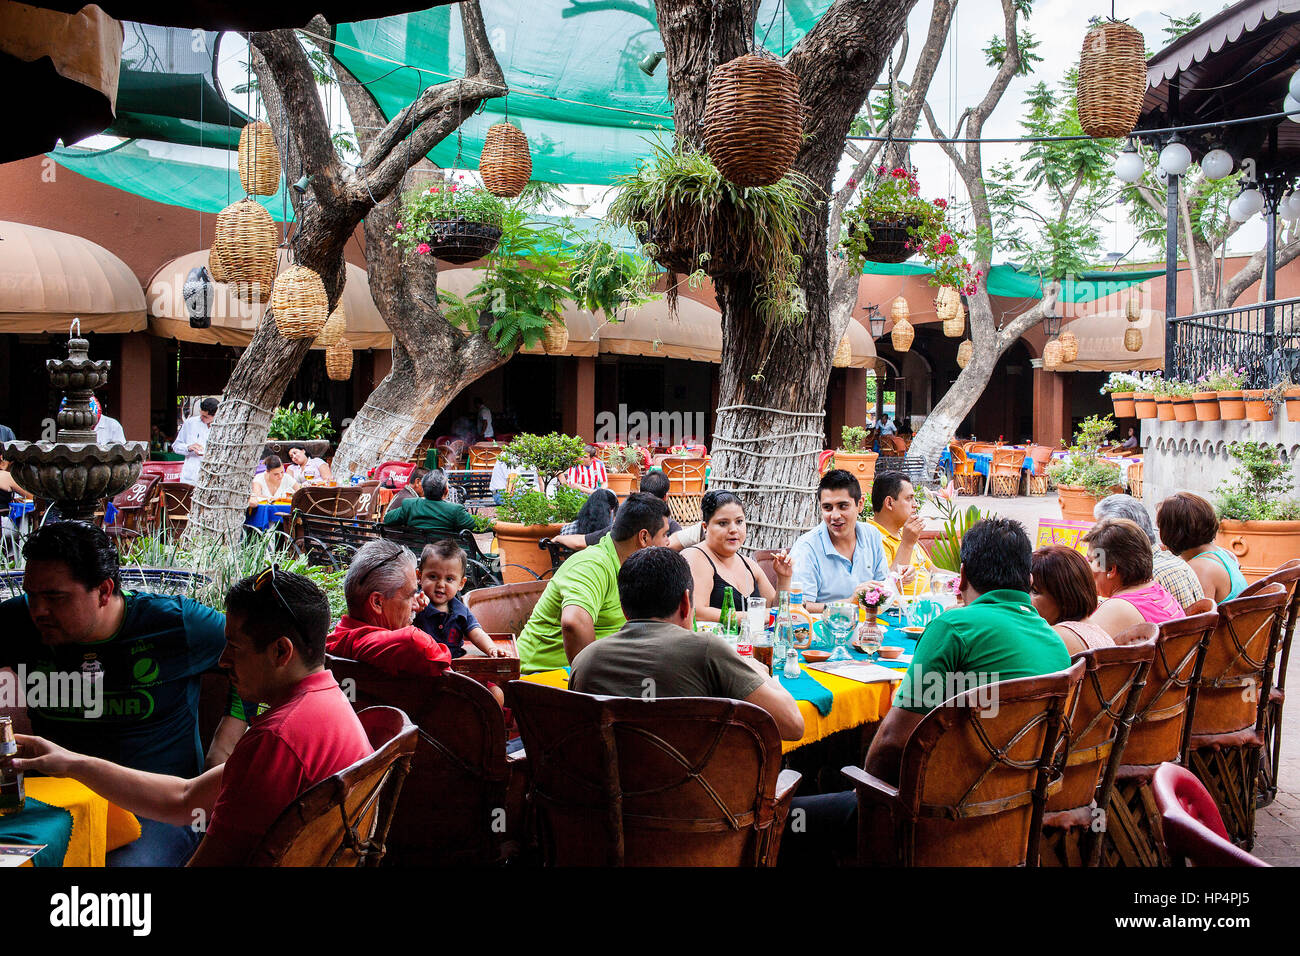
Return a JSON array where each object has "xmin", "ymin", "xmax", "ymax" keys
[
  {"xmin": 1152, "ymin": 763, "xmax": 1268, "ymax": 867},
  {"xmin": 373, "ymin": 461, "xmax": 415, "ymax": 487}
]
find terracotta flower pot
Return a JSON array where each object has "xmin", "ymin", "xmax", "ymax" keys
[
  {"xmin": 1192, "ymin": 391, "xmax": 1221, "ymax": 422},
  {"xmin": 1286, "ymin": 387, "xmax": 1300, "ymax": 422},
  {"xmin": 1133, "ymin": 392, "xmax": 1157, "ymax": 419},
  {"xmin": 1111, "ymin": 392, "xmax": 1136, "ymax": 418},
  {"xmin": 833, "ymin": 450, "xmax": 879, "ymax": 486},
  {"xmin": 1217, "ymin": 519, "xmax": 1300, "ymax": 583},
  {"xmin": 1171, "ymin": 395, "xmax": 1196, "ymax": 422},
  {"xmin": 1056, "ymin": 484, "xmax": 1101, "ymax": 523},
  {"xmin": 1154, "ymin": 395, "xmax": 1175, "ymax": 421},
  {"xmin": 1218, "ymin": 390, "xmax": 1246, "ymax": 420},
  {"xmin": 1243, "ymin": 389, "xmax": 1275, "ymax": 422},
  {"xmin": 606, "ymin": 471, "xmax": 638, "ymax": 496},
  {"xmin": 494, "ymin": 521, "xmax": 563, "ymax": 584}
]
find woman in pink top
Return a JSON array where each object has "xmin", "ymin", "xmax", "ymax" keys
[
  {"xmin": 1030, "ymin": 545, "xmax": 1115, "ymax": 654},
  {"xmin": 1083, "ymin": 519, "xmax": 1185, "ymax": 636}
]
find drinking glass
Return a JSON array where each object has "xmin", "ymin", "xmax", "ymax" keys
[
  {"xmin": 854, "ymin": 621, "xmax": 883, "ymax": 661},
  {"xmin": 746, "ymin": 596, "xmax": 768, "ymax": 634},
  {"xmin": 824, "ymin": 602, "xmax": 856, "ymax": 661}
]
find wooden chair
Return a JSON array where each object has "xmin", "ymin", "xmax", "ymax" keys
[
  {"xmin": 841, "ymin": 660, "xmax": 1085, "ymax": 867},
  {"xmin": 157, "ymin": 481, "xmax": 193, "ymax": 538},
  {"xmin": 666, "ymin": 493, "xmax": 703, "ymax": 525},
  {"xmin": 1127, "ymin": 461, "xmax": 1144, "ymax": 499},
  {"xmin": 110, "ymin": 472, "xmax": 161, "ymax": 534},
  {"xmin": 1242, "ymin": 560, "xmax": 1300, "ymax": 808},
  {"xmin": 1025, "ymin": 444, "xmax": 1055, "ymax": 496},
  {"xmin": 988, "ymin": 447, "xmax": 1027, "ymax": 498},
  {"xmin": 1152, "ymin": 763, "xmax": 1269, "ymax": 867},
  {"xmin": 505, "ymin": 681, "xmax": 800, "ymax": 866},
  {"xmin": 450, "ymin": 635, "xmax": 522, "ymax": 686},
  {"xmin": 948, "ymin": 442, "xmax": 982, "ymax": 496},
  {"xmin": 1186, "ymin": 583, "xmax": 1289, "ymax": 848},
  {"xmin": 662, "ymin": 457, "xmax": 707, "ymax": 496},
  {"xmin": 968, "ymin": 441, "xmax": 997, "ymax": 456},
  {"xmin": 327, "ymin": 658, "xmax": 524, "ymax": 865},
  {"xmin": 289, "ymin": 485, "xmax": 364, "ymax": 521},
  {"xmin": 353, "ymin": 480, "xmax": 383, "ymax": 519},
  {"xmin": 242, "ymin": 705, "xmax": 417, "ymax": 867},
  {"xmin": 468, "ymin": 442, "xmax": 505, "ymax": 471},
  {"xmin": 1040, "ymin": 640, "xmax": 1156, "ymax": 867},
  {"xmin": 1098, "ymin": 611, "xmax": 1217, "ymax": 867},
  {"xmin": 465, "ymin": 579, "xmax": 549, "ymax": 637}
]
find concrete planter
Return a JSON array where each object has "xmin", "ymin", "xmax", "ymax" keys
[
  {"xmin": 1217, "ymin": 519, "xmax": 1300, "ymax": 583},
  {"xmin": 495, "ymin": 522, "xmax": 563, "ymax": 584}
]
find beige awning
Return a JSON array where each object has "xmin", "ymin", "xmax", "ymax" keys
[
  {"xmin": 0, "ymin": 220, "xmax": 146, "ymax": 333},
  {"xmin": 147, "ymin": 250, "xmax": 393, "ymax": 349},
  {"xmin": 1056, "ymin": 309, "xmax": 1165, "ymax": 372}
]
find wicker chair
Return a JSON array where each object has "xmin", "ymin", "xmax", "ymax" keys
[
  {"xmin": 468, "ymin": 442, "xmax": 505, "ymax": 471},
  {"xmin": 1152, "ymin": 763, "xmax": 1269, "ymax": 867},
  {"xmin": 667, "ymin": 494, "xmax": 704, "ymax": 525},
  {"xmin": 1098, "ymin": 611, "xmax": 1218, "ymax": 867},
  {"xmin": 240, "ymin": 706, "xmax": 417, "ymax": 867},
  {"xmin": 1040, "ymin": 639, "xmax": 1156, "ymax": 867},
  {"xmin": 948, "ymin": 442, "xmax": 982, "ymax": 496},
  {"xmin": 662, "ymin": 457, "xmax": 707, "ymax": 496},
  {"xmin": 988, "ymin": 447, "xmax": 1027, "ymax": 498},
  {"xmin": 1127, "ymin": 461, "xmax": 1144, "ymax": 499},
  {"xmin": 1025, "ymin": 445, "xmax": 1056, "ymax": 496},
  {"xmin": 842, "ymin": 661, "xmax": 1085, "ymax": 866},
  {"xmin": 1245, "ymin": 560, "xmax": 1300, "ymax": 807},
  {"xmin": 505, "ymin": 680, "xmax": 800, "ymax": 866},
  {"xmin": 1186, "ymin": 583, "xmax": 1289, "ymax": 849}
]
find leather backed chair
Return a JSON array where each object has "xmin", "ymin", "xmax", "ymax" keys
[
  {"xmin": 1099, "ymin": 611, "xmax": 1217, "ymax": 867},
  {"xmin": 988, "ymin": 447, "xmax": 1026, "ymax": 498},
  {"xmin": 353, "ymin": 479, "xmax": 383, "ymax": 519},
  {"xmin": 1241, "ymin": 559, "xmax": 1300, "ymax": 807},
  {"xmin": 1040, "ymin": 640, "xmax": 1156, "ymax": 867},
  {"xmin": 1152, "ymin": 763, "xmax": 1269, "ymax": 867},
  {"xmin": 285, "ymin": 486, "xmax": 364, "ymax": 540},
  {"xmin": 1186, "ymin": 583, "xmax": 1289, "ymax": 848},
  {"xmin": 373, "ymin": 461, "xmax": 414, "ymax": 486},
  {"xmin": 157, "ymin": 481, "xmax": 193, "ymax": 538},
  {"xmin": 328, "ymin": 657, "xmax": 524, "ymax": 865},
  {"xmin": 505, "ymin": 681, "xmax": 800, "ymax": 866},
  {"xmin": 753, "ymin": 549, "xmax": 782, "ymax": 591},
  {"xmin": 842, "ymin": 661, "xmax": 1086, "ymax": 867},
  {"xmin": 465, "ymin": 579, "xmax": 549, "ymax": 637},
  {"xmin": 110, "ymin": 472, "xmax": 161, "ymax": 534},
  {"xmin": 241, "ymin": 706, "xmax": 417, "ymax": 867}
]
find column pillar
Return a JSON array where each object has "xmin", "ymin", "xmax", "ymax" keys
[
  {"xmin": 574, "ymin": 356, "xmax": 596, "ymax": 442},
  {"xmin": 118, "ymin": 332, "xmax": 152, "ymax": 440},
  {"xmin": 1032, "ymin": 366, "xmax": 1069, "ymax": 448},
  {"xmin": 845, "ymin": 367, "xmax": 867, "ymax": 433}
]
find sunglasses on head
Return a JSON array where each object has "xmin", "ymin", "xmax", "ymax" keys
[{"xmin": 253, "ymin": 564, "xmax": 310, "ymax": 643}]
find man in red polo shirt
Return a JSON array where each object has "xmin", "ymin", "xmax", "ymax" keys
[
  {"xmin": 11, "ymin": 568, "xmax": 371, "ymax": 866},
  {"xmin": 327, "ymin": 539, "xmax": 453, "ymax": 676}
]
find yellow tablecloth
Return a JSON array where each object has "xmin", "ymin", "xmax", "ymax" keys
[
  {"xmin": 21, "ymin": 777, "xmax": 141, "ymax": 867},
  {"xmin": 521, "ymin": 668, "xmax": 898, "ymax": 754}
]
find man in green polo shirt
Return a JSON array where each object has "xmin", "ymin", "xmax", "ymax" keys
[
  {"xmin": 382, "ymin": 469, "xmax": 476, "ymax": 538},
  {"xmin": 863, "ymin": 516, "xmax": 1070, "ymax": 785},
  {"xmin": 518, "ymin": 492, "xmax": 671, "ymax": 673}
]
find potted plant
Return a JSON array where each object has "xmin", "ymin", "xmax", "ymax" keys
[
  {"xmin": 600, "ymin": 444, "xmax": 643, "ymax": 497},
  {"xmin": 1166, "ymin": 378, "xmax": 1196, "ymax": 423},
  {"xmin": 1101, "ymin": 371, "xmax": 1142, "ymax": 418},
  {"xmin": 832, "ymin": 425, "xmax": 879, "ymax": 485},
  {"xmin": 1215, "ymin": 440, "xmax": 1300, "ymax": 581},
  {"xmin": 1046, "ymin": 415, "xmax": 1124, "ymax": 522},
  {"xmin": 1243, "ymin": 384, "xmax": 1277, "ymax": 422},
  {"xmin": 924, "ymin": 482, "xmax": 988, "ymax": 573},
  {"xmin": 841, "ymin": 167, "xmax": 982, "ymax": 292},
  {"xmin": 264, "ymin": 401, "xmax": 335, "ymax": 461},
  {"xmin": 1132, "ymin": 374, "xmax": 1159, "ymax": 420},
  {"xmin": 1205, "ymin": 366, "xmax": 1248, "ymax": 420},
  {"xmin": 492, "ymin": 432, "xmax": 590, "ymax": 583},
  {"xmin": 392, "ymin": 177, "xmax": 507, "ymax": 265},
  {"xmin": 1151, "ymin": 378, "xmax": 1176, "ymax": 421},
  {"xmin": 1284, "ymin": 376, "xmax": 1300, "ymax": 422},
  {"xmin": 1192, "ymin": 366, "xmax": 1238, "ymax": 422}
]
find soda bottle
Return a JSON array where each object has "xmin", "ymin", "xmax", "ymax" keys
[
  {"xmin": 719, "ymin": 586, "xmax": 735, "ymax": 635},
  {"xmin": 735, "ymin": 617, "xmax": 754, "ymax": 660},
  {"xmin": 0, "ymin": 717, "xmax": 24, "ymax": 817}
]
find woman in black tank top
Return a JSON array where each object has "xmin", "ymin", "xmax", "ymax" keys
[{"xmin": 683, "ymin": 490, "xmax": 793, "ymax": 624}]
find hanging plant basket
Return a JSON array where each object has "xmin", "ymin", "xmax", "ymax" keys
[
  {"xmin": 957, "ymin": 339, "xmax": 973, "ymax": 369},
  {"xmin": 213, "ymin": 198, "xmax": 277, "ymax": 301},
  {"xmin": 318, "ymin": 303, "xmax": 345, "ymax": 348},
  {"xmin": 238, "ymin": 120, "xmax": 281, "ymax": 197},
  {"xmin": 1078, "ymin": 20, "xmax": 1146, "ymax": 139},
  {"xmin": 479, "ymin": 122, "xmax": 532, "ymax": 198},
  {"xmin": 702, "ymin": 53, "xmax": 803, "ymax": 187},
  {"xmin": 426, "ymin": 219, "xmax": 503, "ymax": 265},
  {"xmin": 542, "ymin": 320, "xmax": 570, "ymax": 355},
  {"xmin": 1124, "ymin": 327, "xmax": 1143, "ymax": 352},
  {"xmin": 1043, "ymin": 339, "xmax": 1064, "ymax": 370},
  {"xmin": 848, "ymin": 216, "xmax": 919, "ymax": 264},
  {"xmin": 270, "ymin": 265, "xmax": 328, "ymax": 339},
  {"xmin": 325, "ymin": 339, "xmax": 353, "ymax": 381},
  {"xmin": 1059, "ymin": 330, "xmax": 1079, "ymax": 363},
  {"xmin": 833, "ymin": 335, "xmax": 853, "ymax": 368}
]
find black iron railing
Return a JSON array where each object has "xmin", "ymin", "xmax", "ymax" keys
[{"xmin": 1167, "ymin": 297, "xmax": 1300, "ymax": 387}]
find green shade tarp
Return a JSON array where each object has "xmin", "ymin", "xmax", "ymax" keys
[{"xmin": 860, "ymin": 261, "xmax": 1167, "ymax": 303}]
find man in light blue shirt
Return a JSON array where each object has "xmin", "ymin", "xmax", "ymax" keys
[{"xmin": 790, "ymin": 469, "xmax": 890, "ymax": 612}]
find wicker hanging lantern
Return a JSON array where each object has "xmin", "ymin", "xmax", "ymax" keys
[
  {"xmin": 270, "ymin": 265, "xmax": 329, "ymax": 339},
  {"xmin": 1043, "ymin": 339, "xmax": 1064, "ymax": 370},
  {"xmin": 208, "ymin": 243, "xmax": 228, "ymax": 283},
  {"xmin": 479, "ymin": 122, "xmax": 532, "ymax": 198},
  {"xmin": 891, "ymin": 316, "xmax": 914, "ymax": 352},
  {"xmin": 325, "ymin": 338, "xmax": 353, "ymax": 381},
  {"xmin": 832, "ymin": 335, "xmax": 853, "ymax": 368},
  {"xmin": 957, "ymin": 339, "xmax": 973, "ymax": 369},
  {"xmin": 1059, "ymin": 329, "xmax": 1079, "ymax": 363},
  {"xmin": 318, "ymin": 303, "xmax": 346, "ymax": 348},
  {"xmin": 1125, "ymin": 327, "xmax": 1143, "ymax": 352},
  {"xmin": 936, "ymin": 285, "xmax": 959, "ymax": 319},
  {"xmin": 890, "ymin": 295, "xmax": 909, "ymax": 324},
  {"xmin": 238, "ymin": 121, "xmax": 281, "ymax": 196},
  {"xmin": 542, "ymin": 320, "xmax": 569, "ymax": 354},
  {"xmin": 702, "ymin": 53, "xmax": 802, "ymax": 187},
  {"xmin": 1077, "ymin": 21, "xmax": 1146, "ymax": 138},
  {"xmin": 1126, "ymin": 295, "xmax": 1141, "ymax": 322},
  {"xmin": 213, "ymin": 199, "xmax": 277, "ymax": 299}
]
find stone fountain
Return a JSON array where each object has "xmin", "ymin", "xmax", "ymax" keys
[{"xmin": 3, "ymin": 321, "xmax": 147, "ymax": 524}]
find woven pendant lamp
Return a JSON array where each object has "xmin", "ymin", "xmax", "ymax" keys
[
  {"xmin": 213, "ymin": 199, "xmax": 277, "ymax": 299},
  {"xmin": 891, "ymin": 316, "xmax": 914, "ymax": 352},
  {"xmin": 479, "ymin": 122, "xmax": 532, "ymax": 198},
  {"xmin": 702, "ymin": 53, "xmax": 802, "ymax": 187},
  {"xmin": 1059, "ymin": 329, "xmax": 1079, "ymax": 363},
  {"xmin": 325, "ymin": 338, "xmax": 353, "ymax": 381},
  {"xmin": 957, "ymin": 339, "xmax": 973, "ymax": 369},
  {"xmin": 1043, "ymin": 338, "xmax": 1064, "ymax": 370},
  {"xmin": 208, "ymin": 243, "xmax": 228, "ymax": 283},
  {"xmin": 1126, "ymin": 295, "xmax": 1141, "ymax": 322},
  {"xmin": 238, "ymin": 121, "xmax": 281, "ymax": 196},
  {"xmin": 1125, "ymin": 327, "xmax": 1143, "ymax": 352},
  {"xmin": 270, "ymin": 265, "xmax": 328, "ymax": 339},
  {"xmin": 936, "ymin": 286, "xmax": 962, "ymax": 336},
  {"xmin": 318, "ymin": 303, "xmax": 346, "ymax": 348},
  {"xmin": 542, "ymin": 320, "xmax": 569, "ymax": 354},
  {"xmin": 832, "ymin": 335, "xmax": 852, "ymax": 368},
  {"xmin": 1077, "ymin": 21, "xmax": 1146, "ymax": 138}
]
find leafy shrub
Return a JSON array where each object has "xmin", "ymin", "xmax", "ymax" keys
[
  {"xmin": 839, "ymin": 426, "xmax": 868, "ymax": 453},
  {"xmin": 1215, "ymin": 441, "xmax": 1300, "ymax": 521},
  {"xmin": 495, "ymin": 485, "xmax": 586, "ymax": 526},
  {"xmin": 1046, "ymin": 414, "xmax": 1122, "ymax": 497},
  {"xmin": 267, "ymin": 401, "xmax": 335, "ymax": 441},
  {"xmin": 500, "ymin": 432, "xmax": 589, "ymax": 492}
]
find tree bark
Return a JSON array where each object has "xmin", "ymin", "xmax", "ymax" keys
[{"xmin": 654, "ymin": 0, "xmax": 917, "ymax": 549}]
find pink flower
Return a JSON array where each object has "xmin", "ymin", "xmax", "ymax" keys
[
  {"xmin": 891, "ymin": 167, "xmax": 908, "ymax": 178},
  {"xmin": 933, "ymin": 198, "xmax": 948, "ymax": 209},
  {"xmin": 448, "ymin": 184, "xmax": 458, "ymax": 192},
  {"xmin": 416, "ymin": 243, "xmax": 431, "ymax": 256},
  {"xmin": 847, "ymin": 177, "xmax": 857, "ymax": 188},
  {"xmin": 876, "ymin": 165, "xmax": 887, "ymax": 175},
  {"xmin": 395, "ymin": 222, "xmax": 403, "ymax": 231}
]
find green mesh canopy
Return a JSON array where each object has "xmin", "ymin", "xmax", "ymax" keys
[{"xmin": 859, "ymin": 261, "xmax": 1165, "ymax": 303}]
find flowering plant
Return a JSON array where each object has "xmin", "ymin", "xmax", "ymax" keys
[
  {"xmin": 1099, "ymin": 371, "xmax": 1143, "ymax": 395},
  {"xmin": 856, "ymin": 585, "xmax": 886, "ymax": 607},
  {"xmin": 840, "ymin": 167, "xmax": 981, "ymax": 294},
  {"xmin": 1198, "ymin": 365, "xmax": 1247, "ymax": 391},
  {"xmin": 391, "ymin": 177, "xmax": 507, "ymax": 255}
]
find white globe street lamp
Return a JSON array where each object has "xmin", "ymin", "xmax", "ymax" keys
[
  {"xmin": 1200, "ymin": 148, "xmax": 1234, "ymax": 180},
  {"xmin": 1160, "ymin": 138, "xmax": 1192, "ymax": 176}
]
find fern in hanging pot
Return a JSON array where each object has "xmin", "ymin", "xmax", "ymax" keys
[{"xmin": 392, "ymin": 177, "xmax": 506, "ymax": 265}]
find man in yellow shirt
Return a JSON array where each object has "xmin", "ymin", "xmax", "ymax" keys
[{"xmin": 866, "ymin": 472, "xmax": 930, "ymax": 595}]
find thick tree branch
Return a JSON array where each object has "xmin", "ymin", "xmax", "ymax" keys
[{"xmin": 1221, "ymin": 235, "xmax": 1300, "ymax": 306}]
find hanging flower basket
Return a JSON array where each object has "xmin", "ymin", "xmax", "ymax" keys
[
  {"xmin": 425, "ymin": 219, "xmax": 503, "ymax": 265},
  {"xmin": 848, "ymin": 216, "xmax": 918, "ymax": 264},
  {"xmin": 542, "ymin": 320, "xmax": 569, "ymax": 354},
  {"xmin": 393, "ymin": 181, "xmax": 506, "ymax": 265},
  {"xmin": 480, "ymin": 121, "xmax": 532, "ymax": 198},
  {"xmin": 703, "ymin": 53, "xmax": 803, "ymax": 187},
  {"xmin": 1078, "ymin": 20, "xmax": 1146, "ymax": 139}
]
